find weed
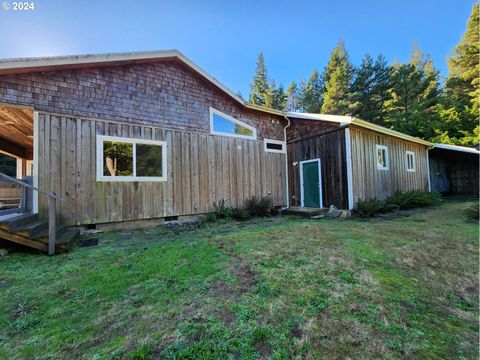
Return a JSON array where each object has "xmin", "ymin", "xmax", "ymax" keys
[
  {"xmin": 385, "ymin": 190, "xmax": 442, "ymax": 209},
  {"xmin": 354, "ymin": 198, "xmax": 385, "ymax": 217},
  {"xmin": 464, "ymin": 203, "xmax": 479, "ymax": 221},
  {"xmin": 245, "ymin": 196, "xmax": 272, "ymax": 217}
]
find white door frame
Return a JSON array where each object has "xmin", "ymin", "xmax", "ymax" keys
[
  {"xmin": 32, "ymin": 111, "xmax": 39, "ymax": 214},
  {"xmin": 299, "ymin": 158, "xmax": 323, "ymax": 208}
]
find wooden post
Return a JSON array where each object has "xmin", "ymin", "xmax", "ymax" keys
[{"xmin": 48, "ymin": 195, "xmax": 56, "ymax": 255}]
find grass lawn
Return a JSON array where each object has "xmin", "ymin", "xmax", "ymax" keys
[{"xmin": 0, "ymin": 198, "xmax": 478, "ymax": 359}]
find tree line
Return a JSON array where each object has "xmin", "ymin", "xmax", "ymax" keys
[{"xmin": 248, "ymin": 3, "xmax": 479, "ymax": 146}]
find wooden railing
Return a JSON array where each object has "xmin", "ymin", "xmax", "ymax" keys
[{"xmin": 0, "ymin": 172, "xmax": 65, "ymax": 255}]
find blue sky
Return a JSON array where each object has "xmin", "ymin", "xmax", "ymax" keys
[{"xmin": 0, "ymin": 0, "xmax": 474, "ymax": 97}]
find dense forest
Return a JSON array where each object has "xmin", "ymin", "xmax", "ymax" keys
[{"xmin": 248, "ymin": 3, "xmax": 479, "ymax": 147}]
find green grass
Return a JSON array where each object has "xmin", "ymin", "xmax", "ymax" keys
[{"xmin": 0, "ymin": 198, "xmax": 478, "ymax": 359}]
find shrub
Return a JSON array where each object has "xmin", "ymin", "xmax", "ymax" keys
[
  {"xmin": 464, "ymin": 203, "xmax": 479, "ymax": 221},
  {"xmin": 245, "ymin": 196, "xmax": 272, "ymax": 217},
  {"xmin": 354, "ymin": 198, "xmax": 385, "ymax": 217},
  {"xmin": 231, "ymin": 208, "xmax": 251, "ymax": 221},
  {"xmin": 385, "ymin": 190, "xmax": 442, "ymax": 209},
  {"xmin": 213, "ymin": 199, "xmax": 233, "ymax": 219},
  {"xmin": 213, "ymin": 200, "xmax": 251, "ymax": 221}
]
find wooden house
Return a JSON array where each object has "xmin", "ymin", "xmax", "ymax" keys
[{"xmin": 0, "ymin": 50, "xmax": 434, "ymax": 253}]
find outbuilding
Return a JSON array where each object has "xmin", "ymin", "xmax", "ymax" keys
[{"xmin": 429, "ymin": 144, "xmax": 479, "ymax": 196}]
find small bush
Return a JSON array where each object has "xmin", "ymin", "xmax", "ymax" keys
[
  {"xmin": 204, "ymin": 212, "xmax": 217, "ymax": 223},
  {"xmin": 464, "ymin": 203, "xmax": 479, "ymax": 221},
  {"xmin": 245, "ymin": 196, "xmax": 272, "ymax": 217},
  {"xmin": 213, "ymin": 199, "xmax": 251, "ymax": 221},
  {"xmin": 354, "ymin": 198, "xmax": 385, "ymax": 217},
  {"xmin": 385, "ymin": 190, "xmax": 442, "ymax": 209},
  {"xmin": 213, "ymin": 199, "xmax": 233, "ymax": 219},
  {"xmin": 231, "ymin": 208, "xmax": 251, "ymax": 221}
]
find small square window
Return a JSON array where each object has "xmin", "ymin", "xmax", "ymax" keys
[
  {"xmin": 406, "ymin": 151, "xmax": 416, "ymax": 172},
  {"xmin": 376, "ymin": 145, "xmax": 389, "ymax": 170}
]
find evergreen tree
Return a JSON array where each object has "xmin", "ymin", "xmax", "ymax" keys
[
  {"xmin": 300, "ymin": 69, "xmax": 323, "ymax": 113},
  {"xmin": 273, "ymin": 83, "xmax": 287, "ymax": 111},
  {"xmin": 433, "ymin": 3, "xmax": 479, "ymax": 146},
  {"xmin": 285, "ymin": 82, "xmax": 299, "ymax": 111},
  {"xmin": 249, "ymin": 52, "xmax": 269, "ymax": 106},
  {"xmin": 350, "ymin": 54, "xmax": 391, "ymax": 125},
  {"xmin": 321, "ymin": 41, "xmax": 354, "ymax": 114},
  {"xmin": 382, "ymin": 46, "xmax": 441, "ymax": 139}
]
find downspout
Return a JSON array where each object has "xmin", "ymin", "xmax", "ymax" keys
[{"xmin": 280, "ymin": 114, "xmax": 291, "ymax": 210}]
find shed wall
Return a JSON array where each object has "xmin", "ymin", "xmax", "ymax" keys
[
  {"xmin": 287, "ymin": 127, "xmax": 348, "ymax": 209},
  {"xmin": 349, "ymin": 126, "xmax": 429, "ymax": 203}
]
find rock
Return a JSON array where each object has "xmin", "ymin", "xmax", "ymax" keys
[
  {"xmin": 326, "ymin": 205, "xmax": 342, "ymax": 218},
  {"xmin": 340, "ymin": 210, "xmax": 352, "ymax": 218},
  {"xmin": 0, "ymin": 249, "xmax": 8, "ymax": 257}
]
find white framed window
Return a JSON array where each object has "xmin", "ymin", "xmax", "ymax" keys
[
  {"xmin": 406, "ymin": 151, "xmax": 416, "ymax": 172},
  {"xmin": 376, "ymin": 145, "xmax": 389, "ymax": 170},
  {"xmin": 209, "ymin": 107, "xmax": 257, "ymax": 140},
  {"xmin": 96, "ymin": 135, "xmax": 167, "ymax": 182},
  {"xmin": 264, "ymin": 138, "xmax": 286, "ymax": 153}
]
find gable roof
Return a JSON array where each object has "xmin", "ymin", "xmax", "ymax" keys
[
  {"xmin": 0, "ymin": 49, "xmax": 284, "ymax": 116},
  {"xmin": 433, "ymin": 143, "xmax": 480, "ymax": 154},
  {"xmin": 286, "ymin": 112, "xmax": 433, "ymax": 146}
]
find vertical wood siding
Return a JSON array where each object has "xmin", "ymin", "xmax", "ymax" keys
[
  {"xmin": 287, "ymin": 128, "xmax": 348, "ymax": 209},
  {"xmin": 349, "ymin": 126, "xmax": 429, "ymax": 204},
  {"xmin": 37, "ymin": 113, "xmax": 286, "ymax": 225}
]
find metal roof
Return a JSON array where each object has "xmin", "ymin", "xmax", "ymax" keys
[{"xmin": 286, "ymin": 112, "xmax": 433, "ymax": 146}]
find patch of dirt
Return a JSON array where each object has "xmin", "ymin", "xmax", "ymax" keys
[
  {"xmin": 207, "ymin": 280, "xmax": 236, "ymax": 298},
  {"xmin": 290, "ymin": 323, "xmax": 303, "ymax": 338},
  {"xmin": 255, "ymin": 341, "xmax": 272, "ymax": 358},
  {"xmin": 215, "ymin": 307, "xmax": 236, "ymax": 324},
  {"xmin": 395, "ymin": 256, "xmax": 416, "ymax": 268},
  {"xmin": 229, "ymin": 255, "xmax": 257, "ymax": 293}
]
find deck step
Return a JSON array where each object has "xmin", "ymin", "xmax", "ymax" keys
[
  {"xmin": 6, "ymin": 213, "xmax": 39, "ymax": 231},
  {"xmin": 30, "ymin": 225, "xmax": 67, "ymax": 240},
  {"xmin": 0, "ymin": 210, "xmax": 79, "ymax": 254},
  {"xmin": 12, "ymin": 219, "xmax": 48, "ymax": 237},
  {"xmin": 56, "ymin": 229, "xmax": 80, "ymax": 250}
]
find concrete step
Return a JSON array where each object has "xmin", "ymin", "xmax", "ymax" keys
[{"xmin": 281, "ymin": 207, "xmax": 329, "ymax": 218}]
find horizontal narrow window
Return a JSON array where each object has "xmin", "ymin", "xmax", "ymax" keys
[
  {"xmin": 376, "ymin": 144, "xmax": 389, "ymax": 170},
  {"xmin": 264, "ymin": 138, "xmax": 286, "ymax": 153},
  {"xmin": 406, "ymin": 151, "xmax": 416, "ymax": 172},
  {"xmin": 210, "ymin": 107, "xmax": 257, "ymax": 140},
  {"xmin": 96, "ymin": 135, "xmax": 167, "ymax": 182}
]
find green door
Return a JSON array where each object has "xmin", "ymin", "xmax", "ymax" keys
[{"xmin": 301, "ymin": 160, "xmax": 322, "ymax": 208}]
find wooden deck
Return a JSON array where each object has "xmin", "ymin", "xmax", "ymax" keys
[{"xmin": 0, "ymin": 211, "xmax": 79, "ymax": 253}]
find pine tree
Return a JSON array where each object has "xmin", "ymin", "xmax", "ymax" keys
[
  {"xmin": 285, "ymin": 82, "xmax": 299, "ymax": 111},
  {"xmin": 321, "ymin": 41, "xmax": 354, "ymax": 114},
  {"xmin": 300, "ymin": 69, "xmax": 323, "ymax": 113},
  {"xmin": 249, "ymin": 52, "xmax": 269, "ymax": 106},
  {"xmin": 382, "ymin": 46, "xmax": 441, "ymax": 139},
  {"xmin": 433, "ymin": 3, "xmax": 479, "ymax": 146},
  {"xmin": 350, "ymin": 54, "xmax": 391, "ymax": 125},
  {"xmin": 273, "ymin": 83, "xmax": 287, "ymax": 111}
]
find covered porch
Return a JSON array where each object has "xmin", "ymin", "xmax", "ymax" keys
[{"xmin": 0, "ymin": 104, "xmax": 35, "ymax": 213}]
